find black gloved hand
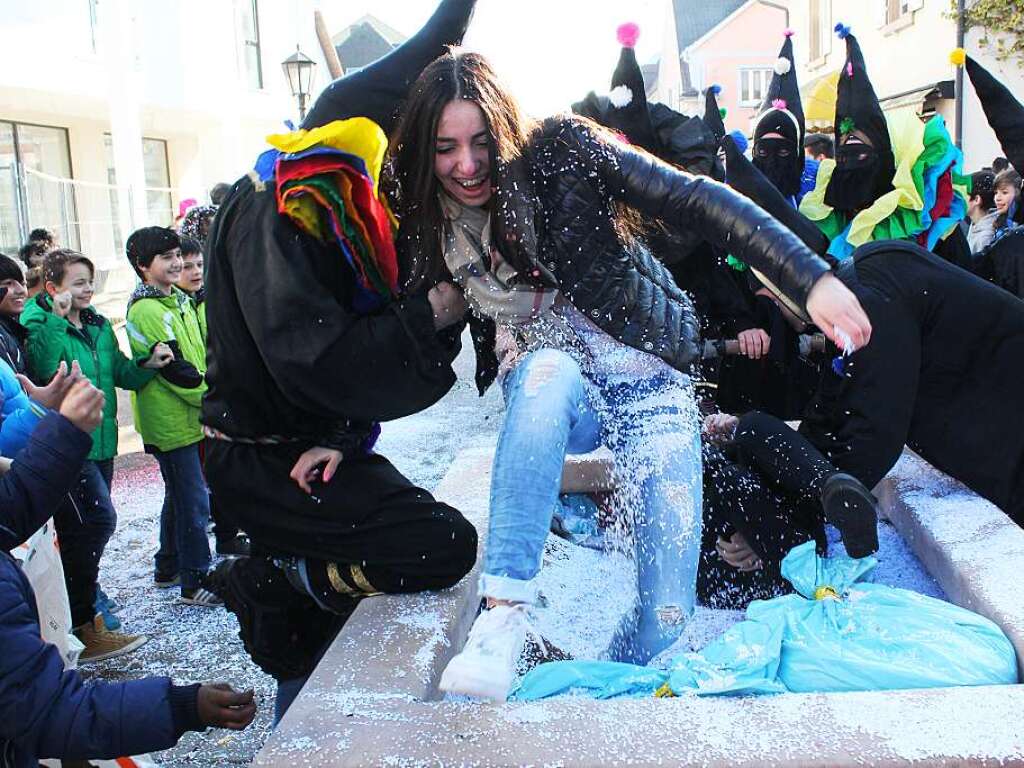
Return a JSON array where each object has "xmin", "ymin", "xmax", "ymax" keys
[{"xmin": 157, "ymin": 340, "xmax": 204, "ymax": 389}]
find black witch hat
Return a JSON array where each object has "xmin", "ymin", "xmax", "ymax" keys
[
  {"xmin": 607, "ymin": 23, "xmax": 659, "ymax": 151},
  {"xmin": 962, "ymin": 53, "xmax": 1024, "ymax": 177},
  {"xmin": 301, "ymin": 0, "xmax": 477, "ymax": 132},
  {"xmin": 828, "ymin": 25, "xmax": 895, "ymax": 205},
  {"xmin": 753, "ymin": 30, "xmax": 805, "ymax": 197},
  {"xmin": 722, "ymin": 133, "xmax": 832, "ymax": 260},
  {"xmin": 572, "ymin": 24, "xmax": 659, "ymax": 152},
  {"xmin": 704, "ymin": 84, "xmax": 727, "ymax": 143}
]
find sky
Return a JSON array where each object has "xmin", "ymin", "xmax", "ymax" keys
[{"xmin": 313, "ymin": 0, "xmax": 670, "ymax": 117}]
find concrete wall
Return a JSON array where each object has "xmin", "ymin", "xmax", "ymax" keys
[{"xmin": 683, "ymin": 2, "xmax": 790, "ymax": 135}]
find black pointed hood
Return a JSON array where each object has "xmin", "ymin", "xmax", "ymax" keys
[
  {"xmin": 827, "ymin": 25, "xmax": 896, "ymax": 209},
  {"xmin": 723, "ymin": 133, "xmax": 832, "ymax": 260},
  {"xmin": 964, "ymin": 55, "xmax": 1024, "ymax": 176},
  {"xmin": 704, "ymin": 84, "xmax": 726, "ymax": 143},
  {"xmin": 752, "ymin": 31, "xmax": 805, "ymax": 197},
  {"xmin": 607, "ymin": 23, "xmax": 659, "ymax": 151},
  {"xmin": 301, "ymin": 0, "xmax": 477, "ymax": 132}
]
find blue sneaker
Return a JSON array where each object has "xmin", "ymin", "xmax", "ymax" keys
[
  {"xmin": 95, "ymin": 591, "xmax": 122, "ymax": 632},
  {"xmin": 96, "ymin": 587, "xmax": 120, "ymax": 613}
]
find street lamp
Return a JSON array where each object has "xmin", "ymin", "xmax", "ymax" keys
[{"xmin": 282, "ymin": 45, "xmax": 317, "ymax": 121}]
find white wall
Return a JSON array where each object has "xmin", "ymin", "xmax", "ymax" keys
[
  {"xmin": 960, "ymin": 27, "xmax": 1024, "ymax": 173},
  {"xmin": 0, "ymin": 0, "xmax": 336, "ymax": 267}
]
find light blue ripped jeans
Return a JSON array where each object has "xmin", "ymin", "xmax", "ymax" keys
[{"xmin": 480, "ymin": 347, "xmax": 702, "ymax": 660}]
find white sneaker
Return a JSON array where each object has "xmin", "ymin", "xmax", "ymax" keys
[{"xmin": 439, "ymin": 604, "xmax": 541, "ymax": 701}]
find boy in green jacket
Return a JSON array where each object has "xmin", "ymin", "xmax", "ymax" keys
[
  {"xmin": 125, "ymin": 227, "xmax": 220, "ymax": 607},
  {"xmin": 22, "ymin": 248, "xmax": 173, "ymax": 661}
]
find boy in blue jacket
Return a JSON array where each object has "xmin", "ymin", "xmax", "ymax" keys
[{"xmin": 0, "ymin": 380, "xmax": 256, "ymax": 767}]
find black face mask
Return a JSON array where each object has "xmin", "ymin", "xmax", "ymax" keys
[
  {"xmin": 824, "ymin": 142, "xmax": 881, "ymax": 213},
  {"xmin": 753, "ymin": 137, "xmax": 801, "ymax": 198}
]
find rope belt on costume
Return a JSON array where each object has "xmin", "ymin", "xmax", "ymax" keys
[{"xmin": 202, "ymin": 425, "xmax": 300, "ymax": 445}]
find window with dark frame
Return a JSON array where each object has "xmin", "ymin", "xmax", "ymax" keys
[
  {"xmin": 240, "ymin": 0, "xmax": 264, "ymax": 90},
  {"xmin": 739, "ymin": 67, "xmax": 775, "ymax": 106},
  {"xmin": 0, "ymin": 120, "xmax": 78, "ymax": 255}
]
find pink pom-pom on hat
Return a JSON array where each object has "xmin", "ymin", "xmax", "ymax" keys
[
  {"xmin": 783, "ymin": 28, "xmax": 795, "ymax": 38},
  {"xmin": 772, "ymin": 98, "xmax": 787, "ymax": 110},
  {"xmin": 617, "ymin": 22, "xmax": 640, "ymax": 48}
]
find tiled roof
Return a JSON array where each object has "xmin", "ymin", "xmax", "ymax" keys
[
  {"xmin": 673, "ymin": 0, "xmax": 749, "ymax": 51},
  {"xmin": 333, "ymin": 15, "xmax": 407, "ymax": 72}
]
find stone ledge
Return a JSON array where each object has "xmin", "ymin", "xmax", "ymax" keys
[
  {"xmin": 876, "ymin": 452, "xmax": 1024, "ymax": 679},
  {"xmin": 256, "ymin": 448, "xmax": 1024, "ymax": 767},
  {"xmin": 258, "ymin": 685, "xmax": 1024, "ymax": 767}
]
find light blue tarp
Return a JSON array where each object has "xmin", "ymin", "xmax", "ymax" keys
[{"xmin": 513, "ymin": 542, "xmax": 1019, "ymax": 701}]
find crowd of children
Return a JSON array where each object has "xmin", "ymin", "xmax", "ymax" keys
[
  {"xmin": 0, "ymin": 190, "xmax": 262, "ymax": 766},
  {"xmin": 0, "ymin": 192, "xmax": 239, "ymax": 668}
]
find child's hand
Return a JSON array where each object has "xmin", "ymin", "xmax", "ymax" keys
[
  {"xmin": 196, "ymin": 684, "xmax": 256, "ymax": 730},
  {"xmin": 289, "ymin": 446, "xmax": 343, "ymax": 493},
  {"xmin": 17, "ymin": 360, "xmax": 82, "ymax": 410},
  {"xmin": 59, "ymin": 379, "xmax": 105, "ymax": 433},
  {"xmin": 52, "ymin": 290, "xmax": 73, "ymax": 318},
  {"xmin": 144, "ymin": 342, "xmax": 175, "ymax": 369}
]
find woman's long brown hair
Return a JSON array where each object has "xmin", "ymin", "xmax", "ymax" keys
[{"xmin": 389, "ymin": 50, "xmax": 538, "ymax": 294}]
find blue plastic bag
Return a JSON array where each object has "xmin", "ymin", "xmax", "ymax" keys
[{"xmin": 514, "ymin": 542, "xmax": 1018, "ymax": 701}]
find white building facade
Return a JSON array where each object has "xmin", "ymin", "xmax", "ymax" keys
[{"xmin": 0, "ymin": 0, "xmax": 330, "ymax": 286}]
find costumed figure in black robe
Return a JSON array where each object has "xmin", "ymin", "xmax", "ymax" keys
[
  {"xmin": 798, "ymin": 25, "xmax": 974, "ymax": 271},
  {"xmin": 202, "ymin": 0, "xmax": 480, "ymax": 690},
  {"xmin": 699, "ymin": 117, "xmax": 1024, "ymax": 607}
]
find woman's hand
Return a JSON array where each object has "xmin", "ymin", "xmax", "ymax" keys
[
  {"xmin": 737, "ymin": 328, "xmax": 770, "ymax": 359},
  {"xmin": 289, "ymin": 446, "xmax": 343, "ymax": 494},
  {"xmin": 717, "ymin": 531, "xmax": 762, "ymax": 572},
  {"xmin": 805, "ymin": 273, "xmax": 872, "ymax": 352}
]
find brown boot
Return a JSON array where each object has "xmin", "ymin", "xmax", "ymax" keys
[{"xmin": 74, "ymin": 615, "xmax": 148, "ymax": 663}]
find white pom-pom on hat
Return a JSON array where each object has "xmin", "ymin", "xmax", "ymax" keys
[
  {"xmin": 774, "ymin": 57, "xmax": 792, "ymax": 75},
  {"xmin": 609, "ymin": 85, "xmax": 633, "ymax": 108}
]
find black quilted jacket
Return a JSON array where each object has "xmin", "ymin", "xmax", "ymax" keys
[{"xmin": 482, "ymin": 117, "xmax": 830, "ymax": 383}]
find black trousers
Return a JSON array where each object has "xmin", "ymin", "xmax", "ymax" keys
[
  {"xmin": 53, "ymin": 459, "xmax": 116, "ymax": 628},
  {"xmin": 698, "ymin": 411, "xmax": 837, "ymax": 609},
  {"xmin": 205, "ymin": 441, "xmax": 478, "ymax": 598},
  {"xmin": 198, "ymin": 438, "xmax": 240, "ymax": 545}
]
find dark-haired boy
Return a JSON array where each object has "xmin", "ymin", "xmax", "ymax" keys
[
  {"xmin": 0, "ymin": 254, "xmax": 28, "ymax": 374},
  {"xmin": 967, "ymin": 170, "xmax": 998, "ymax": 254},
  {"xmin": 125, "ymin": 227, "xmax": 220, "ymax": 606},
  {"xmin": 21, "ymin": 249, "xmax": 172, "ymax": 660}
]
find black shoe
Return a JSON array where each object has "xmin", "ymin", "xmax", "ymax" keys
[
  {"xmin": 206, "ymin": 557, "xmax": 346, "ymax": 681},
  {"xmin": 154, "ymin": 571, "xmax": 180, "ymax": 589},
  {"xmin": 821, "ymin": 473, "xmax": 880, "ymax": 559},
  {"xmin": 216, "ymin": 534, "xmax": 251, "ymax": 557}
]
